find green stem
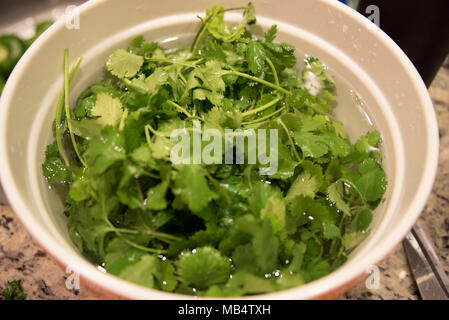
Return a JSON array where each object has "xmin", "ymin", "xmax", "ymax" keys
[
  {"xmin": 266, "ymin": 57, "xmax": 279, "ymax": 87},
  {"xmin": 118, "ymin": 235, "xmax": 167, "ymax": 254},
  {"xmin": 177, "ymin": 70, "xmax": 187, "ymax": 84},
  {"xmin": 277, "ymin": 118, "xmax": 302, "ymax": 162},
  {"xmin": 142, "ymin": 170, "xmax": 160, "ymax": 179},
  {"xmin": 144, "ymin": 124, "xmax": 156, "ymax": 151},
  {"xmin": 330, "ymin": 216, "xmax": 346, "ymax": 266},
  {"xmin": 135, "ymin": 179, "xmax": 146, "ymax": 209},
  {"xmin": 246, "ymin": 98, "xmax": 257, "ymax": 112},
  {"xmin": 225, "ymin": 70, "xmax": 291, "ymax": 96},
  {"xmin": 167, "ymin": 100, "xmax": 193, "ymax": 118},
  {"xmin": 147, "ymin": 230, "xmax": 181, "ymax": 242},
  {"xmin": 118, "ymin": 108, "xmax": 128, "ymax": 131},
  {"xmin": 63, "ymin": 49, "xmax": 87, "ymax": 168},
  {"xmin": 113, "ymin": 228, "xmax": 139, "ymax": 235},
  {"xmin": 243, "ymin": 106, "xmax": 286, "ymax": 125},
  {"xmin": 339, "ymin": 178, "xmax": 367, "ymax": 206},
  {"xmin": 145, "ymin": 124, "xmax": 162, "ymax": 137},
  {"xmin": 190, "ymin": 6, "xmax": 249, "ymax": 52},
  {"xmin": 55, "ymin": 55, "xmax": 82, "ymax": 167},
  {"xmin": 242, "ymin": 97, "xmax": 281, "ymax": 118},
  {"xmin": 307, "ymin": 103, "xmax": 338, "ymax": 122}
]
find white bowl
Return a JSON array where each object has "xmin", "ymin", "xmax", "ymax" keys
[{"xmin": 0, "ymin": 0, "xmax": 439, "ymax": 299}]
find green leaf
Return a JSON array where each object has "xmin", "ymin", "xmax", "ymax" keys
[
  {"xmin": 320, "ymin": 132, "xmax": 350, "ymax": 157},
  {"xmin": 42, "ymin": 156, "xmax": 70, "ymax": 183},
  {"xmin": 205, "ymin": 5, "xmax": 249, "ymax": 43},
  {"xmin": 104, "ymin": 239, "xmax": 146, "ymax": 275},
  {"xmin": 84, "ymin": 127, "xmax": 126, "ymax": 175},
  {"xmin": 327, "ymin": 181, "xmax": 352, "ymax": 216},
  {"xmin": 260, "ymin": 196, "xmax": 286, "ymax": 233},
  {"xmin": 267, "ymin": 143, "xmax": 298, "ymax": 180},
  {"xmin": 178, "ymin": 246, "xmax": 231, "ymax": 288},
  {"xmin": 293, "ymin": 132, "xmax": 328, "ymax": 158},
  {"xmin": 241, "ymin": 273, "xmax": 275, "ymax": 294},
  {"xmin": 264, "ymin": 25, "xmax": 277, "ymax": 42},
  {"xmin": 286, "ymin": 171, "xmax": 321, "ymax": 200},
  {"xmin": 322, "ymin": 221, "xmax": 340, "ymax": 240},
  {"xmin": 304, "ymin": 259, "xmax": 330, "ymax": 281},
  {"xmin": 354, "ymin": 158, "xmax": 387, "ymax": 202},
  {"xmin": 107, "ymin": 49, "xmax": 143, "ymax": 79},
  {"xmin": 145, "ymin": 68, "xmax": 169, "ymax": 93},
  {"xmin": 153, "ymin": 260, "xmax": 177, "ymax": 292},
  {"xmin": 246, "ymin": 41, "xmax": 266, "ymax": 75},
  {"xmin": 232, "ymin": 243, "xmax": 258, "ymax": 274},
  {"xmin": 342, "ymin": 232, "xmax": 367, "ymax": 250},
  {"xmin": 72, "ymin": 118, "xmax": 103, "ymax": 139},
  {"xmin": 248, "ymin": 181, "xmax": 282, "ymax": 215},
  {"xmin": 288, "ymin": 242, "xmax": 307, "ymax": 273},
  {"xmin": 128, "ymin": 35, "xmax": 158, "ymax": 56},
  {"xmin": 90, "ymin": 92, "xmax": 124, "ymax": 127},
  {"xmin": 146, "ymin": 181, "xmax": 168, "ymax": 210},
  {"xmin": 118, "ymin": 255, "xmax": 158, "ymax": 288},
  {"xmin": 253, "ymin": 219, "xmax": 279, "ymax": 274},
  {"xmin": 69, "ymin": 169, "xmax": 92, "ymax": 201},
  {"xmin": 263, "ymin": 42, "xmax": 296, "ymax": 72},
  {"xmin": 302, "ymin": 57, "xmax": 335, "ymax": 97},
  {"xmin": 287, "ymin": 195, "xmax": 332, "ymax": 228},
  {"xmin": 354, "ymin": 207, "xmax": 373, "ymax": 231},
  {"xmin": 173, "ymin": 165, "xmax": 218, "ymax": 214}
]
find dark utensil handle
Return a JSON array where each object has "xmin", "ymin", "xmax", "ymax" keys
[{"xmin": 357, "ymin": 0, "xmax": 449, "ymax": 87}]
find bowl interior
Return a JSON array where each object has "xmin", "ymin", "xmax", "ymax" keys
[{"xmin": 0, "ymin": 0, "xmax": 438, "ymax": 299}]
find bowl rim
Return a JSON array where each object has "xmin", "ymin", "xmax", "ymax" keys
[{"xmin": 0, "ymin": 0, "xmax": 439, "ymax": 299}]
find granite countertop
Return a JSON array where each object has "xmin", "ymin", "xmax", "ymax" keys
[{"xmin": 1, "ymin": 59, "xmax": 448, "ymax": 300}]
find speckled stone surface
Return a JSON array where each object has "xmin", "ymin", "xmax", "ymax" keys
[{"xmin": 0, "ymin": 59, "xmax": 448, "ymax": 300}]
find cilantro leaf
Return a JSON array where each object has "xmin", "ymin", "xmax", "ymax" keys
[
  {"xmin": 327, "ymin": 181, "xmax": 352, "ymax": 216},
  {"xmin": 107, "ymin": 49, "xmax": 144, "ymax": 79},
  {"xmin": 90, "ymin": 92, "xmax": 124, "ymax": 127},
  {"xmin": 178, "ymin": 247, "xmax": 231, "ymax": 288},
  {"xmin": 322, "ymin": 221, "xmax": 340, "ymax": 240},
  {"xmin": 253, "ymin": 219, "xmax": 279, "ymax": 274},
  {"xmin": 173, "ymin": 165, "xmax": 218, "ymax": 215},
  {"xmin": 286, "ymin": 171, "xmax": 321, "ymax": 200},
  {"xmin": 354, "ymin": 158, "xmax": 387, "ymax": 202},
  {"xmin": 264, "ymin": 25, "xmax": 277, "ymax": 42},
  {"xmin": 246, "ymin": 41, "xmax": 266, "ymax": 75},
  {"xmin": 118, "ymin": 255, "xmax": 158, "ymax": 288}
]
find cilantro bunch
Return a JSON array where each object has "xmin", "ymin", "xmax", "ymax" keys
[{"xmin": 42, "ymin": 4, "xmax": 387, "ymax": 296}]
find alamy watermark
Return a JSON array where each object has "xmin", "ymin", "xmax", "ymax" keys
[
  {"xmin": 365, "ymin": 5, "xmax": 380, "ymax": 27},
  {"xmin": 365, "ymin": 264, "xmax": 380, "ymax": 289},
  {"xmin": 169, "ymin": 121, "xmax": 279, "ymax": 175},
  {"xmin": 65, "ymin": 5, "xmax": 80, "ymax": 30},
  {"xmin": 65, "ymin": 265, "xmax": 80, "ymax": 291}
]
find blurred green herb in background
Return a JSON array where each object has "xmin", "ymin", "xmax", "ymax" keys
[
  {"xmin": 0, "ymin": 20, "xmax": 53, "ymax": 95},
  {"xmin": 0, "ymin": 280, "xmax": 27, "ymax": 300}
]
